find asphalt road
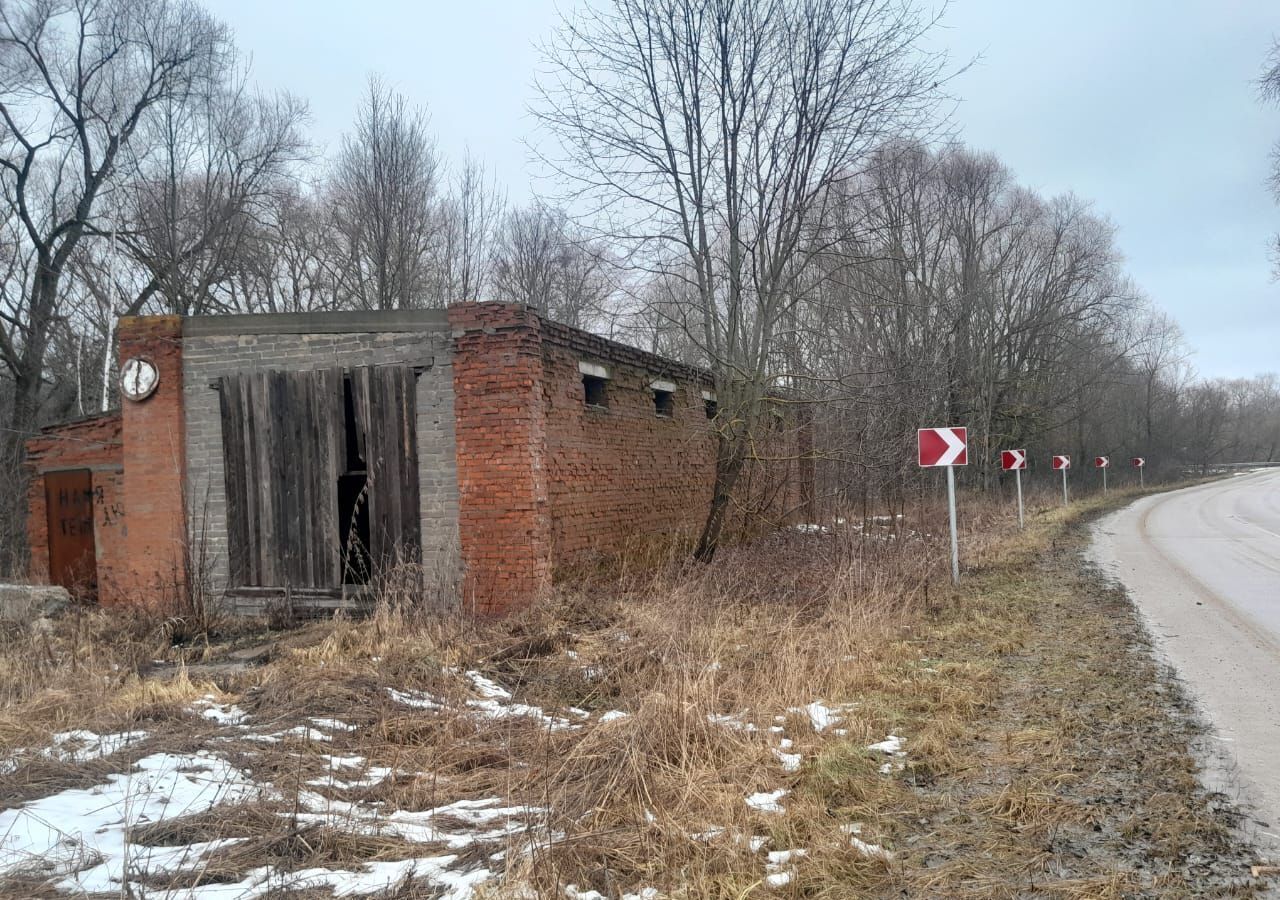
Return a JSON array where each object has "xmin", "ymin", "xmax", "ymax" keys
[{"xmin": 1090, "ymin": 469, "xmax": 1280, "ymax": 853}]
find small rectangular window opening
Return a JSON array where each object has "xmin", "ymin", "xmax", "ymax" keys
[
  {"xmin": 579, "ymin": 361, "xmax": 610, "ymax": 410},
  {"xmin": 703, "ymin": 390, "xmax": 718, "ymax": 420},
  {"xmin": 651, "ymin": 379, "xmax": 676, "ymax": 418},
  {"xmin": 583, "ymin": 374, "xmax": 608, "ymax": 409},
  {"xmin": 654, "ymin": 388, "xmax": 675, "ymax": 418}
]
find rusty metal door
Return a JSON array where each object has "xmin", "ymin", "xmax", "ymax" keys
[{"xmin": 44, "ymin": 469, "xmax": 98, "ymax": 599}]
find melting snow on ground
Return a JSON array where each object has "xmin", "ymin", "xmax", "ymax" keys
[
  {"xmin": 0, "ymin": 665, "xmax": 894, "ymax": 897},
  {"xmin": 0, "ymin": 751, "xmax": 264, "ymax": 893},
  {"xmin": 841, "ymin": 823, "xmax": 894, "ymax": 861},
  {"xmin": 772, "ymin": 748, "xmax": 802, "ymax": 773},
  {"xmin": 383, "ymin": 670, "xmax": 583, "ymax": 731},
  {"xmin": 0, "ymin": 676, "xmax": 567, "ymax": 898},
  {"xmin": 0, "ymin": 729, "xmax": 150, "ymax": 775},
  {"xmin": 789, "ymin": 700, "xmax": 857, "ymax": 733},
  {"xmin": 196, "ymin": 694, "xmax": 249, "ymax": 726},
  {"xmin": 745, "ymin": 789, "xmax": 788, "ymax": 814},
  {"xmin": 765, "ymin": 848, "xmax": 808, "ymax": 887},
  {"xmin": 463, "ymin": 671, "xmax": 579, "ymax": 731},
  {"xmin": 386, "ymin": 686, "xmax": 443, "ymax": 710},
  {"xmin": 44, "ymin": 729, "xmax": 149, "ymax": 763},
  {"xmin": 868, "ymin": 734, "xmax": 907, "ymax": 773},
  {"xmin": 0, "ymin": 741, "xmax": 541, "ymax": 898},
  {"xmin": 565, "ymin": 886, "xmax": 660, "ymax": 900},
  {"xmin": 305, "ymin": 753, "xmax": 395, "ymax": 790},
  {"xmin": 707, "ymin": 711, "xmax": 759, "ymax": 733}
]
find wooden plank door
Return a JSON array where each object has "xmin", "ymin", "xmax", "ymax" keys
[
  {"xmin": 349, "ymin": 365, "xmax": 421, "ymax": 572},
  {"xmin": 219, "ymin": 368, "xmax": 344, "ymax": 590},
  {"xmin": 44, "ymin": 469, "xmax": 98, "ymax": 599}
]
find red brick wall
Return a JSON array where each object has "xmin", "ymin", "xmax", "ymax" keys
[
  {"xmin": 448, "ymin": 303, "xmax": 551, "ymax": 615},
  {"xmin": 538, "ymin": 323, "xmax": 718, "ymax": 567},
  {"xmin": 117, "ymin": 315, "xmax": 187, "ymax": 602},
  {"xmin": 449, "ymin": 304, "xmax": 815, "ymax": 615},
  {"xmin": 25, "ymin": 414, "xmax": 126, "ymax": 603}
]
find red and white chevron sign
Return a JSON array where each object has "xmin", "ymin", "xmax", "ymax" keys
[
  {"xmin": 917, "ymin": 427, "xmax": 968, "ymax": 467},
  {"xmin": 1094, "ymin": 456, "xmax": 1110, "ymax": 468},
  {"xmin": 1000, "ymin": 449, "xmax": 1027, "ymax": 471},
  {"xmin": 1131, "ymin": 457, "xmax": 1145, "ymax": 468},
  {"xmin": 1052, "ymin": 455, "xmax": 1071, "ymax": 470}
]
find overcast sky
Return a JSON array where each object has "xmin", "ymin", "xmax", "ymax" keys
[{"xmin": 207, "ymin": 0, "xmax": 1279, "ymax": 380}]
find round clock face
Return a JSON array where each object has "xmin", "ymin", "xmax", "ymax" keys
[{"xmin": 120, "ymin": 357, "xmax": 160, "ymax": 402}]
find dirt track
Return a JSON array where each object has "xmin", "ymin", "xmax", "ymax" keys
[{"xmin": 1091, "ymin": 469, "xmax": 1280, "ymax": 855}]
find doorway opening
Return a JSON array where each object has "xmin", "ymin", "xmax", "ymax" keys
[{"xmin": 339, "ymin": 376, "xmax": 371, "ymax": 584}]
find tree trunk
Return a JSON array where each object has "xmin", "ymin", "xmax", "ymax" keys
[
  {"xmin": 694, "ymin": 433, "xmax": 748, "ymax": 562},
  {"xmin": 2, "ymin": 272, "xmax": 60, "ymax": 576},
  {"xmin": 2, "ymin": 368, "xmax": 42, "ymax": 578}
]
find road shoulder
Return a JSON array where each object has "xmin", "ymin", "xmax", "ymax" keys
[
  {"xmin": 1091, "ymin": 474, "xmax": 1280, "ymax": 861},
  {"xmin": 880, "ymin": 498, "xmax": 1265, "ymax": 896}
]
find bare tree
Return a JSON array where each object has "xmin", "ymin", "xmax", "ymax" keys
[
  {"xmin": 1261, "ymin": 40, "xmax": 1280, "ymax": 274},
  {"xmin": 537, "ymin": 0, "xmax": 948, "ymax": 558},
  {"xmin": 492, "ymin": 202, "xmax": 615, "ymax": 330},
  {"xmin": 229, "ymin": 184, "xmax": 336, "ymax": 313},
  {"xmin": 433, "ymin": 151, "xmax": 505, "ymax": 304},
  {"xmin": 328, "ymin": 76, "xmax": 441, "ymax": 310},
  {"xmin": 111, "ymin": 67, "xmax": 310, "ymax": 316},
  {"xmin": 0, "ymin": 0, "xmax": 228, "ymax": 573}
]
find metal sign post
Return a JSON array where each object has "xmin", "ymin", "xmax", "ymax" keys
[
  {"xmin": 1132, "ymin": 456, "xmax": 1145, "ymax": 487},
  {"xmin": 1094, "ymin": 456, "xmax": 1110, "ymax": 494},
  {"xmin": 1052, "ymin": 455, "xmax": 1071, "ymax": 506},
  {"xmin": 918, "ymin": 426, "xmax": 968, "ymax": 585},
  {"xmin": 946, "ymin": 465, "xmax": 960, "ymax": 583},
  {"xmin": 1000, "ymin": 449, "xmax": 1027, "ymax": 529},
  {"xmin": 1016, "ymin": 468, "xmax": 1024, "ymax": 528}
]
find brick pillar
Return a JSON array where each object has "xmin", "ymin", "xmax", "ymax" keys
[
  {"xmin": 25, "ymin": 465, "xmax": 50, "ymax": 585},
  {"xmin": 117, "ymin": 315, "xmax": 186, "ymax": 604},
  {"xmin": 448, "ymin": 302, "xmax": 551, "ymax": 615}
]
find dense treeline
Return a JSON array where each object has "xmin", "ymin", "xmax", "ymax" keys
[
  {"xmin": 800, "ymin": 142, "xmax": 1280, "ymax": 506},
  {"xmin": 1, "ymin": 0, "xmax": 1277, "ymax": 571}
]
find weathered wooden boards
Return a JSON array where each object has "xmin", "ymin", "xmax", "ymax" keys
[
  {"xmin": 218, "ymin": 365, "xmax": 420, "ymax": 594},
  {"xmin": 348, "ymin": 365, "xmax": 422, "ymax": 573}
]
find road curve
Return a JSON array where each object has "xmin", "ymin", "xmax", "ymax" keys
[{"xmin": 1090, "ymin": 469, "xmax": 1280, "ymax": 851}]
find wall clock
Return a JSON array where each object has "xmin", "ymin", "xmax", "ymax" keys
[{"xmin": 120, "ymin": 357, "xmax": 160, "ymax": 402}]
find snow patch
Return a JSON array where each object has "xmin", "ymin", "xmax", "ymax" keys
[
  {"xmin": 866, "ymin": 734, "xmax": 904, "ymax": 755},
  {"xmin": 196, "ymin": 695, "xmax": 249, "ymax": 726},
  {"xmin": 43, "ymin": 729, "xmax": 148, "ymax": 763},
  {"xmin": 387, "ymin": 687, "xmax": 444, "ymax": 710},
  {"xmin": 310, "ymin": 717, "xmax": 357, "ymax": 732},
  {"xmin": 0, "ymin": 751, "xmax": 265, "ymax": 893},
  {"xmin": 707, "ymin": 711, "xmax": 758, "ymax": 733},
  {"xmin": 772, "ymin": 748, "xmax": 802, "ymax": 773},
  {"xmin": 745, "ymin": 789, "xmax": 788, "ymax": 814}
]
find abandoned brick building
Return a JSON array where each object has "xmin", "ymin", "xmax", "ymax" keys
[{"xmin": 25, "ymin": 302, "xmax": 813, "ymax": 616}]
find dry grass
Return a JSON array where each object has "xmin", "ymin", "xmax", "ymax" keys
[{"xmin": 0, "ymin": 484, "xmax": 1264, "ymax": 897}]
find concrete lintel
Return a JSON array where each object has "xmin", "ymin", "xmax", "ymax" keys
[
  {"xmin": 205, "ymin": 357, "xmax": 434, "ymax": 388},
  {"xmin": 184, "ymin": 309, "xmax": 451, "ymax": 337}
]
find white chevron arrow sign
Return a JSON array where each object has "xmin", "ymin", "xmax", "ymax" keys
[
  {"xmin": 1001, "ymin": 449, "xmax": 1027, "ymax": 471},
  {"xmin": 917, "ymin": 427, "xmax": 968, "ymax": 467}
]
